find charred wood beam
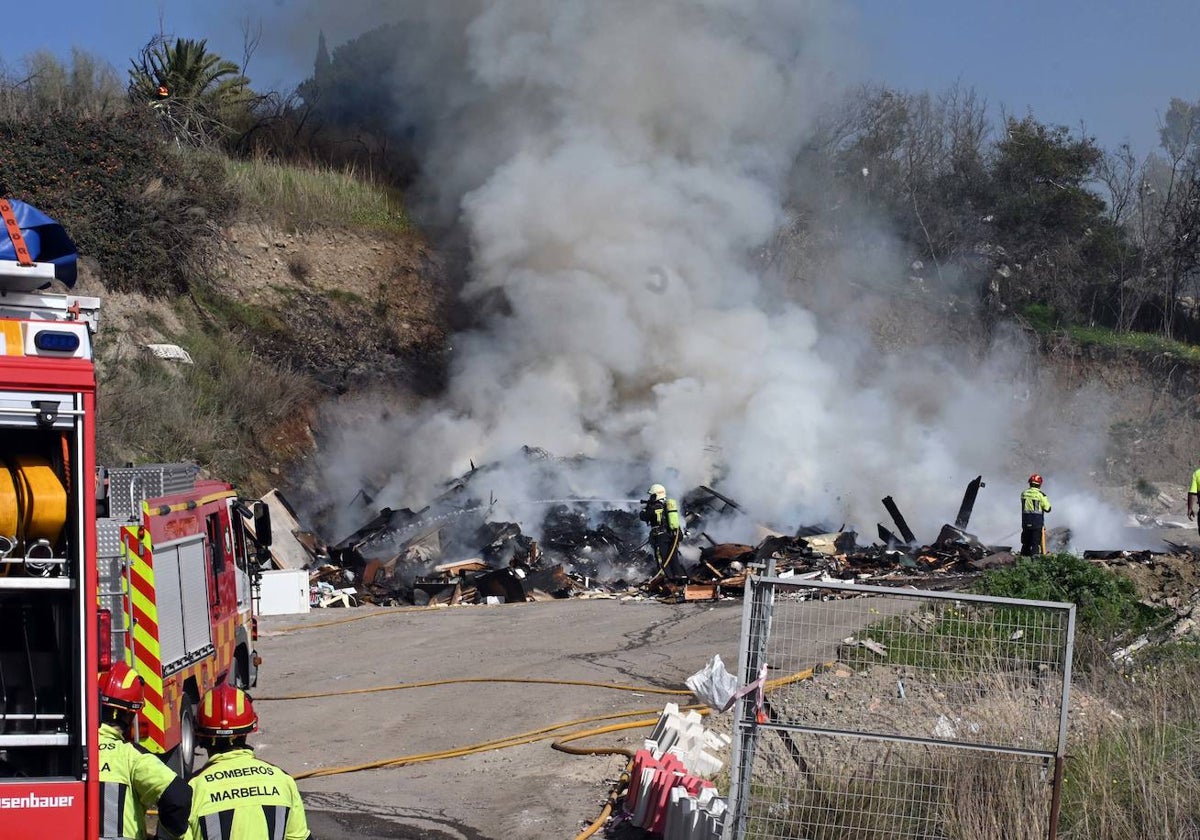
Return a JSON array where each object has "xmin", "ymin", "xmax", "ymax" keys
[
  {"xmin": 881, "ymin": 496, "xmax": 916, "ymax": 545},
  {"xmin": 698, "ymin": 485, "xmax": 742, "ymax": 511},
  {"xmin": 877, "ymin": 524, "xmax": 901, "ymax": 548},
  {"xmin": 954, "ymin": 476, "xmax": 986, "ymax": 530}
]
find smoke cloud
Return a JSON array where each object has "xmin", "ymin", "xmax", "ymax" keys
[{"xmin": 300, "ymin": 1, "xmax": 1135, "ymax": 550}]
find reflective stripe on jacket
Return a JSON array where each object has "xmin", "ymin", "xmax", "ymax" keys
[
  {"xmin": 1021, "ymin": 487, "xmax": 1051, "ymax": 515},
  {"xmin": 184, "ymin": 749, "xmax": 310, "ymax": 840},
  {"xmin": 99, "ymin": 723, "xmax": 186, "ymax": 840},
  {"xmin": 1021, "ymin": 487, "xmax": 1051, "ymax": 526}
]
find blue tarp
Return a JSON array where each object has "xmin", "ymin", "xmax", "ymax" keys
[{"xmin": 0, "ymin": 200, "xmax": 78, "ymax": 288}]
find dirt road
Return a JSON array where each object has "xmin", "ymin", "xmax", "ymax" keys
[{"xmin": 249, "ymin": 598, "xmax": 748, "ymax": 840}]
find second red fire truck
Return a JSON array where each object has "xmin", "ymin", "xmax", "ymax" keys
[{"xmin": 96, "ymin": 465, "xmax": 272, "ymax": 776}]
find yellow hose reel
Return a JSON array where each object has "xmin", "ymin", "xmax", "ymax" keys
[{"xmin": 0, "ymin": 454, "xmax": 67, "ymax": 559}]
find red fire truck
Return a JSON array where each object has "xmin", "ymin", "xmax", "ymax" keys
[
  {"xmin": 0, "ymin": 200, "xmax": 101, "ymax": 838},
  {"xmin": 96, "ymin": 465, "xmax": 271, "ymax": 776}
]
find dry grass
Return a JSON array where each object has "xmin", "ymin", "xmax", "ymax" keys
[
  {"xmin": 745, "ymin": 649, "xmax": 1200, "ymax": 839},
  {"xmin": 96, "ymin": 325, "xmax": 311, "ymax": 492},
  {"xmin": 224, "ymin": 156, "xmax": 410, "ymax": 233},
  {"xmin": 1059, "ymin": 658, "xmax": 1200, "ymax": 839}
]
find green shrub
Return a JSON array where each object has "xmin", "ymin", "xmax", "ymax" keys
[
  {"xmin": 1022, "ymin": 302, "xmax": 1059, "ymax": 331},
  {"xmin": 0, "ymin": 111, "xmax": 236, "ymax": 295},
  {"xmin": 976, "ymin": 553, "xmax": 1162, "ymax": 640},
  {"xmin": 1065, "ymin": 325, "xmax": 1200, "ymax": 361}
]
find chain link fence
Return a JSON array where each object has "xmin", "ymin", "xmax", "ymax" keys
[{"xmin": 727, "ymin": 575, "xmax": 1075, "ymax": 840}]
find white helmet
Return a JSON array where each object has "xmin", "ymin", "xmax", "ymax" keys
[{"xmin": 647, "ymin": 483, "xmax": 667, "ymax": 501}]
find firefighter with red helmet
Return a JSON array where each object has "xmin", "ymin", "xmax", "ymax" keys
[
  {"xmin": 99, "ymin": 662, "xmax": 193, "ymax": 840},
  {"xmin": 1020, "ymin": 473, "xmax": 1052, "ymax": 556},
  {"xmin": 183, "ymin": 684, "xmax": 311, "ymax": 840}
]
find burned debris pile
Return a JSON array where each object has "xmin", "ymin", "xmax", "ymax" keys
[{"xmin": 277, "ymin": 454, "xmax": 1024, "ymax": 607}]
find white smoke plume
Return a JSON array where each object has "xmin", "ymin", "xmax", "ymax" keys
[{"xmin": 304, "ymin": 1, "xmax": 1136, "ymax": 550}]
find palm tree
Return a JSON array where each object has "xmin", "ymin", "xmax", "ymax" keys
[
  {"xmin": 129, "ymin": 37, "xmax": 251, "ymax": 144},
  {"xmin": 129, "ymin": 37, "xmax": 249, "ymax": 106}
]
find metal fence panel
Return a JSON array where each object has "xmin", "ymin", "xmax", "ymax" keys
[
  {"xmin": 727, "ymin": 576, "xmax": 1075, "ymax": 840},
  {"xmin": 742, "ymin": 732, "xmax": 1053, "ymax": 840}
]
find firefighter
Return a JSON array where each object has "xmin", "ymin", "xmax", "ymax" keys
[
  {"xmin": 640, "ymin": 483, "xmax": 685, "ymax": 583},
  {"xmin": 98, "ymin": 661, "xmax": 192, "ymax": 840},
  {"xmin": 183, "ymin": 684, "xmax": 311, "ymax": 840},
  {"xmin": 1020, "ymin": 473, "xmax": 1052, "ymax": 556},
  {"xmin": 1187, "ymin": 464, "xmax": 1200, "ymax": 535}
]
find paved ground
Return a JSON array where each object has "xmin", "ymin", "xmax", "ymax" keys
[
  {"xmin": 242, "ymin": 530, "xmax": 1200, "ymax": 840},
  {"xmin": 248, "ymin": 597, "xmax": 749, "ymax": 840}
]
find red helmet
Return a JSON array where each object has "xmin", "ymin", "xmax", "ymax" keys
[
  {"xmin": 99, "ymin": 662, "xmax": 145, "ymax": 711},
  {"xmin": 197, "ymin": 683, "xmax": 258, "ymax": 737},
  {"xmin": 1028, "ymin": 473, "xmax": 1043, "ymax": 487}
]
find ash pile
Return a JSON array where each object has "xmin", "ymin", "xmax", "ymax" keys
[{"xmin": 285, "ymin": 449, "xmax": 1022, "ymax": 607}]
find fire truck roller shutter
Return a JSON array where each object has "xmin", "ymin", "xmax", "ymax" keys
[{"xmin": 0, "ymin": 454, "xmax": 67, "ymax": 554}]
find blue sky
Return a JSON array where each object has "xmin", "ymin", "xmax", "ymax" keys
[
  {"xmin": 852, "ymin": 0, "xmax": 1199, "ymax": 157},
  {"xmin": 5, "ymin": 1, "xmax": 1196, "ymax": 158}
]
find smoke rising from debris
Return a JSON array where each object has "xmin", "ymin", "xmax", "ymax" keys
[{"xmin": 299, "ymin": 1, "xmax": 1132, "ymax": 549}]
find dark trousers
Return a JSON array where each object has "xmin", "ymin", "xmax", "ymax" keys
[
  {"xmin": 1020, "ymin": 516, "xmax": 1045, "ymax": 556},
  {"xmin": 651, "ymin": 529, "xmax": 685, "ymax": 579}
]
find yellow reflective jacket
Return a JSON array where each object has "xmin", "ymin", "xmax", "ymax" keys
[
  {"xmin": 183, "ymin": 748, "xmax": 310, "ymax": 840},
  {"xmin": 1021, "ymin": 487, "xmax": 1051, "ymax": 516},
  {"xmin": 1189, "ymin": 468, "xmax": 1200, "ymax": 495},
  {"xmin": 99, "ymin": 722, "xmax": 189, "ymax": 840}
]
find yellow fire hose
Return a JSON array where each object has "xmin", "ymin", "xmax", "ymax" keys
[
  {"xmin": 263, "ymin": 610, "xmax": 824, "ymax": 837},
  {"xmin": 263, "ymin": 668, "xmax": 820, "ymax": 839},
  {"xmin": 291, "ymin": 705, "xmax": 691, "ymax": 780}
]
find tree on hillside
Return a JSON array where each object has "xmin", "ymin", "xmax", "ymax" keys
[
  {"xmin": 278, "ymin": 24, "xmax": 419, "ymax": 183},
  {"xmin": 804, "ymin": 84, "xmax": 993, "ymax": 285},
  {"xmin": 990, "ymin": 116, "xmax": 1128, "ymax": 323},
  {"xmin": 1152, "ymin": 99, "xmax": 1200, "ymax": 338},
  {"xmin": 991, "ymin": 117, "xmax": 1105, "ymax": 247},
  {"xmin": 297, "ymin": 24, "xmax": 402, "ymax": 139},
  {"xmin": 128, "ymin": 36, "xmax": 251, "ymax": 146},
  {"xmin": 1098, "ymin": 100, "xmax": 1200, "ymax": 338}
]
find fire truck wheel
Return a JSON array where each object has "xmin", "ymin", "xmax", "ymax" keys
[
  {"xmin": 168, "ymin": 701, "xmax": 197, "ymax": 778},
  {"xmin": 230, "ymin": 649, "xmax": 249, "ymax": 690}
]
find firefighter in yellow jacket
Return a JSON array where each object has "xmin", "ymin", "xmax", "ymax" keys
[
  {"xmin": 98, "ymin": 661, "xmax": 192, "ymax": 840},
  {"xmin": 640, "ymin": 483, "xmax": 685, "ymax": 582},
  {"xmin": 1187, "ymin": 465, "xmax": 1200, "ymax": 535},
  {"xmin": 183, "ymin": 684, "xmax": 311, "ymax": 840},
  {"xmin": 1020, "ymin": 473, "xmax": 1052, "ymax": 556}
]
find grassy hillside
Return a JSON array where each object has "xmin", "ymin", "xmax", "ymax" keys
[{"xmin": 54, "ymin": 144, "xmax": 451, "ymax": 493}]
